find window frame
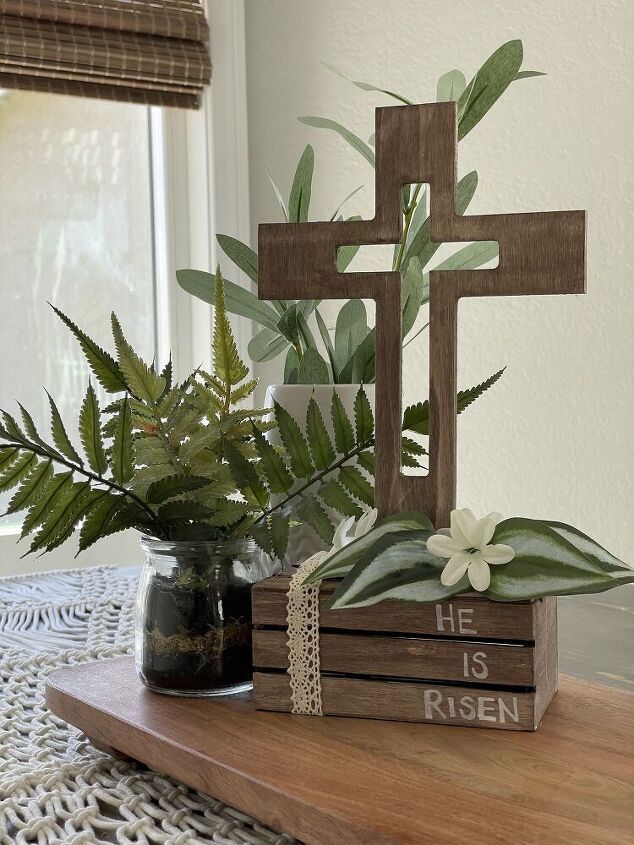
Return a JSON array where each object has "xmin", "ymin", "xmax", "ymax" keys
[{"xmin": 0, "ymin": 0, "xmax": 252, "ymax": 574}]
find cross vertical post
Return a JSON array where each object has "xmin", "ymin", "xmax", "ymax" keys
[{"xmin": 258, "ymin": 102, "xmax": 586, "ymax": 528}]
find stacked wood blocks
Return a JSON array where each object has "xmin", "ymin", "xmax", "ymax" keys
[{"xmin": 252, "ymin": 575, "xmax": 558, "ymax": 731}]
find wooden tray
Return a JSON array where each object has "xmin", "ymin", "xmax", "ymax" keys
[{"xmin": 46, "ymin": 656, "xmax": 633, "ymax": 845}]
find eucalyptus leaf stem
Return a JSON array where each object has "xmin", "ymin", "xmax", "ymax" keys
[{"xmin": 394, "ymin": 183, "xmax": 424, "ymax": 272}]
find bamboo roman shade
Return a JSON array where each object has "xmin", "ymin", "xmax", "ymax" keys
[{"xmin": 0, "ymin": 0, "xmax": 211, "ymax": 108}]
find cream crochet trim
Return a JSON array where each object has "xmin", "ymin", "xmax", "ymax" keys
[{"xmin": 286, "ymin": 557, "xmax": 323, "ymax": 716}]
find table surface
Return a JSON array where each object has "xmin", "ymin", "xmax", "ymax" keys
[{"xmin": 46, "ymin": 655, "xmax": 634, "ymax": 845}]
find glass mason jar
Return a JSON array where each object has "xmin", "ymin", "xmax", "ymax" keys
[{"xmin": 135, "ymin": 537, "xmax": 269, "ymax": 696}]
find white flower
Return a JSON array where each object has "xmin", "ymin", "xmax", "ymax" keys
[
  {"xmin": 426, "ymin": 508, "xmax": 515, "ymax": 592},
  {"xmin": 302, "ymin": 507, "xmax": 379, "ymax": 570}
]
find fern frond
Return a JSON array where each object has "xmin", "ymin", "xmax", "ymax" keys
[
  {"xmin": 111, "ymin": 396, "xmax": 134, "ymax": 484},
  {"xmin": 50, "ymin": 303, "xmax": 127, "ymax": 393},
  {"xmin": 212, "ymin": 266, "xmax": 250, "ymax": 396},
  {"xmin": 79, "ymin": 383, "xmax": 108, "ymax": 474},
  {"xmin": 331, "ymin": 391, "xmax": 355, "ymax": 453},
  {"xmin": 251, "ymin": 424, "xmax": 294, "ymax": 495},
  {"xmin": 306, "ymin": 397, "xmax": 336, "ymax": 471},
  {"xmin": 338, "ymin": 465, "xmax": 374, "ymax": 507},
  {"xmin": 297, "ymin": 494, "xmax": 334, "ymax": 544},
  {"xmin": 273, "ymin": 401, "xmax": 313, "ymax": 479},
  {"xmin": 318, "ymin": 480, "xmax": 362, "ymax": 518},
  {"xmin": 46, "ymin": 391, "xmax": 83, "ymax": 465},
  {"xmin": 20, "ymin": 471, "xmax": 73, "ymax": 539},
  {"xmin": 6, "ymin": 459, "xmax": 54, "ymax": 515},
  {"xmin": 0, "ymin": 452, "xmax": 37, "ymax": 493},
  {"xmin": 111, "ymin": 313, "xmax": 166, "ymax": 404}
]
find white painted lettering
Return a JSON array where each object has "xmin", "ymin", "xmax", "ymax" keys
[
  {"xmin": 478, "ymin": 697, "xmax": 498, "ymax": 722},
  {"xmin": 424, "ymin": 689, "xmax": 446, "ymax": 720},
  {"xmin": 435, "ymin": 603, "xmax": 455, "ymax": 633},
  {"xmin": 459, "ymin": 696, "xmax": 476, "ymax": 720},
  {"xmin": 457, "ymin": 608, "xmax": 477, "ymax": 635},
  {"xmin": 499, "ymin": 697, "xmax": 520, "ymax": 724},
  {"xmin": 463, "ymin": 651, "xmax": 489, "ymax": 680}
]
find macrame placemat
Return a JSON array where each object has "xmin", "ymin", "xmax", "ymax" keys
[{"xmin": 0, "ymin": 565, "xmax": 296, "ymax": 845}]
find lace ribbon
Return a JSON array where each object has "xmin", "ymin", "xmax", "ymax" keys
[{"xmin": 286, "ymin": 557, "xmax": 323, "ymax": 715}]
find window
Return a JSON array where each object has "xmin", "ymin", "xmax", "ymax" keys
[{"xmin": 0, "ymin": 90, "xmax": 157, "ymax": 528}]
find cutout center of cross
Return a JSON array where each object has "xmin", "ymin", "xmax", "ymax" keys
[{"xmin": 259, "ymin": 102, "xmax": 585, "ymax": 527}]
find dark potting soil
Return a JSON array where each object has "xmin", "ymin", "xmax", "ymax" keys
[{"xmin": 138, "ymin": 571, "xmax": 253, "ymax": 692}]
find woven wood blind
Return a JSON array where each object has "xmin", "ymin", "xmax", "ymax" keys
[{"xmin": 0, "ymin": 0, "xmax": 211, "ymax": 109}]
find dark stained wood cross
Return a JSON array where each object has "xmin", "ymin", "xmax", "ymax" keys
[{"xmin": 258, "ymin": 102, "xmax": 586, "ymax": 527}]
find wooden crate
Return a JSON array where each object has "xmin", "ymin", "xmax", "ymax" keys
[{"xmin": 252, "ymin": 575, "xmax": 558, "ymax": 731}]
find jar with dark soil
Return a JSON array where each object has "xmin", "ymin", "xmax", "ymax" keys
[{"xmin": 135, "ymin": 537, "xmax": 268, "ymax": 696}]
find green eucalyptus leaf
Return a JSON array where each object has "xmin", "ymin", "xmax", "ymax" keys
[
  {"xmin": 314, "ymin": 310, "xmax": 338, "ymax": 380},
  {"xmin": 334, "ymin": 300, "xmax": 369, "ymax": 377},
  {"xmin": 458, "ymin": 40, "xmax": 524, "ymax": 139},
  {"xmin": 216, "ymin": 234, "xmax": 258, "ymax": 283},
  {"xmin": 298, "ymin": 116, "xmax": 375, "ymax": 167},
  {"xmin": 514, "ymin": 70, "xmax": 546, "ymax": 80},
  {"xmin": 401, "ymin": 171, "xmax": 478, "ymax": 271},
  {"xmin": 322, "ymin": 63, "xmax": 413, "ymax": 105},
  {"xmin": 401, "ymin": 257, "xmax": 427, "ymax": 339},
  {"xmin": 248, "ymin": 328, "xmax": 289, "ymax": 363},
  {"xmin": 330, "ymin": 185, "xmax": 364, "ymax": 221},
  {"xmin": 433, "ymin": 241, "xmax": 498, "ymax": 272},
  {"xmin": 298, "ymin": 348, "xmax": 330, "ymax": 385},
  {"xmin": 267, "ymin": 171, "xmax": 289, "ymax": 221},
  {"xmin": 437, "ymin": 69, "xmax": 467, "ymax": 102},
  {"xmin": 288, "ymin": 144, "xmax": 314, "ymax": 224},
  {"xmin": 284, "ymin": 347, "xmax": 300, "ymax": 384},
  {"xmin": 177, "ymin": 270, "xmax": 280, "ymax": 332},
  {"xmin": 303, "ymin": 512, "xmax": 433, "ymax": 583}
]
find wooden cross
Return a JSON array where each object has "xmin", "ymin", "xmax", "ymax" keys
[{"xmin": 258, "ymin": 102, "xmax": 586, "ymax": 527}]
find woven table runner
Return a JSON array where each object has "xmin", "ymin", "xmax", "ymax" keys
[{"xmin": 0, "ymin": 565, "xmax": 296, "ymax": 845}]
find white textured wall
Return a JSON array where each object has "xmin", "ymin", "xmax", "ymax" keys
[{"xmin": 244, "ymin": 0, "xmax": 634, "ymax": 557}]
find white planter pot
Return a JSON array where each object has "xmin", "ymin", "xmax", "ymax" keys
[{"xmin": 264, "ymin": 383, "xmax": 376, "ymax": 565}]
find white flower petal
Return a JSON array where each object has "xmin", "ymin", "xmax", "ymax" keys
[
  {"xmin": 450, "ymin": 508, "xmax": 478, "ymax": 547},
  {"xmin": 427, "ymin": 534, "xmax": 466, "ymax": 559},
  {"xmin": 440, "ymin": 552, "xmax": 471, "ymax": 586},
  {"xmin": 482, "ymin": 543, "xmax": 515, "ymax": 565},
  {"xmin": 469, "ymin": 514, "xmax": 499, "ymax": 549},
  {"xmin": 333, "ymin": 515, "xmax": 355, "ymax": 550},
  {"xmin": 467, "ymin": 558, "xmax": 491, "ymax": 592},
  {"xmin": 355, "ymin": 507, "xmax": 378, "ymax": 538}
]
